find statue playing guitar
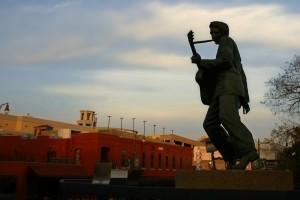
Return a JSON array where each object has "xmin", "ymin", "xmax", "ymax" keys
[
  {"xmin": 187, "ymin": 30, "xmax": 214, "ymax": 105},
  {"xmin": 188, "ymin": 22, "xmax": 259, "ymax": 170}
]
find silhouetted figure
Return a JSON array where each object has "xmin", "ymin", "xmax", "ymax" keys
[{"xmin": 190, "ymin": 21, "xmax": 259, "ymax": 169}]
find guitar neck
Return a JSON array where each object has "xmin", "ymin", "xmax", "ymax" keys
[{"xmin": 188, "ymin": 40, "xmax": 197, "ymax": 55}]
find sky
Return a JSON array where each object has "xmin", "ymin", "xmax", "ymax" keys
[{"xmin": 0, "ymin": 0, "xmax": 299, "ymax": 140}]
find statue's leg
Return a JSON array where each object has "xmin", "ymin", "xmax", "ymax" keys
[
  {"xmin": 203, "ymin": 97, "xmax": 235, "ymax": 163},
  {"xmin": 218, "ymin": 95, "xmax": 258, "ymax": 169}
]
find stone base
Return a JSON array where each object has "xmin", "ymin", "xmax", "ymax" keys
[{"xmin": 176, "ymin": 170, "xmax": 294, "ymax": 191}]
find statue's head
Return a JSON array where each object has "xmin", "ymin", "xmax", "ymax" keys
[{"xmin": 209, "ymin": 21, "xmax": 229, "ymax": 44}]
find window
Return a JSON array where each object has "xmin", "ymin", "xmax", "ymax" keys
[
  {"xmin": 165, "ymin": 155, "xmax": 169, "ymax": 169},
  {"xmin": 100, "ymin": 147, "xmax": 110, "ymax": 162},
  {"xmin": 121, "ymin": 150, "xmax": 127, "ymax": 167},
  {"xmin": 150, "ymin": 152, "xmax": 154, "ymax": 168},
  {"xmin": 142, "ymin": 152, "xmax": 146, "ymax": 168},
  {"xmin": 174, "ymin": 140, "xmax": 182, "ymax": 146},
  {"xmin": 184, "ymin": 143, "xmax": 192, "ymax": 148},
  {"xmin": 180, "ymin": 157, "xmax": 183, "ymax": 169},
  {"xmin": 158, "ymin": 154, "xmax": 162, "ymax": 169},
  {"xmin": 172, "ymin": 155, "xmax": 176, "ymax": 169}
]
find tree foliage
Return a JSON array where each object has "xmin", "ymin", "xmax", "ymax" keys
[
  {"xmin": 270, "ymin": 122, "xmax": 300, "ymax": 149},
  {"xmin": 263, "ymin": 55, "xmax": 300, "ymax": 168},
  {"xmin": 263, "ymin": 55, "xmax": 300, "ymax": 118}
]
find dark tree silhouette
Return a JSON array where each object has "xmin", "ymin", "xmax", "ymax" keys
[
  {"xmin": 263, "ymin": 56, "xmax": 300, "ymax": 175},
  {"xmin": 263, "ymin": 55, "xmax": 300, "ymax": 117},
  {"xmin": 270, "ymin": 122, "xmax": 300, "ymax": 148}
]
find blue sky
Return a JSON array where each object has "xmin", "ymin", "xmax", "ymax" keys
[{"xmin": 0, "ymin": 0, "xmax": 299, "ymax": 140}]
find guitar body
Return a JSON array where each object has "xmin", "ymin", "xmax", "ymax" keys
[
  {"xmin": 187, "ymin": 30, "xmax": 214, "ymax": 105},
  {"xmin": 195, "ymin": 68, "xmax": 214, "ymax": 105}
]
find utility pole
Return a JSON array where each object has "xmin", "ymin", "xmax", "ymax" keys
[
  {"xmin": 132, "ymin": 118, "xmax": 136, "ymax": 133},
  {"xmin": 132, "ymin": 117, "xmax": 137, "ymax": 169},
  {"xmin": 120, "ymin": 117, "xmax": 124, "ymax": 131},
  {"xmin": 107, "ymin": 115, "xmax": 112, "ymax": 129},
  {"xmin": 143, "ymin": 120, "xmax": 147, "ymax": 139},
  {"xmin": 153, "ymin": 124, "xmax": 157, "ymax": 136}
]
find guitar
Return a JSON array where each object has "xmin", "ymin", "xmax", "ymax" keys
[{"xmin": 187, "ymin": 30, "xmax": 214, "ymax": 105}]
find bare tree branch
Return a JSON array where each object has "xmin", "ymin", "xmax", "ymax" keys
[{"xmin": 263, "ymin": 55, "xmax": 300, "ymax": 118}]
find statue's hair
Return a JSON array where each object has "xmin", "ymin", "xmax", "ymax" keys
[{"xmin": 209, "ymin": 21, "xmax": 229, "ymax": 36}]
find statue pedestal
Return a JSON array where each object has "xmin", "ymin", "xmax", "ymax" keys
[{"xmin": 176, "ymin": 170, "xmax": 294, "ymax": 190}]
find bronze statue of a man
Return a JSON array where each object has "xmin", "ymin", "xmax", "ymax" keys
[{"xmin": 191, "ymin": 21, "xmax": 259, "ymax": 169}]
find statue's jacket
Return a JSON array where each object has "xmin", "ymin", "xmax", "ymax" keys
[{"xmin": 199, "ymin": 36, "xmax": 250, "ymax": 104}]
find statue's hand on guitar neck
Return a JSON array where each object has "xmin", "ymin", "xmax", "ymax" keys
[
  {"xmin": 191, "ymin": 53, "xmax": 201, "ymax": 64},
  {"xmin": 187, "ymin": 30, "xmax": 202, "ymax": 65}
]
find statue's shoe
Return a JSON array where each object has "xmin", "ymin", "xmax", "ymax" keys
[
  {"xmin": 232, "ymin": 151, "xmax": 259, "ymax": 170},
  {"xmin": 225, "ymin": 160, "xmax": 236, "ymax": 170}
]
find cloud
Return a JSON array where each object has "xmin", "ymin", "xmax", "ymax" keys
[
  {"xmin": 42, "ymin": 84, "xmax": 106, "ymax": 97},
  {"xmin": 113, "ymin": 2, "xmax": 212, "ymax": 41},
  {"xmin": 42, "ymin": 68, "xmax": 193, "ymax": 95},
  {"xmin": 114, "ymin": 2, "xmax": 300, "ymax": 49},
  {"xmin": 1, "ymin": 35, "xmax": 108, "ymax": 65},
  {"xmin": 117, "ymin": 48, "xmax": 188, "ymax": 69},
  {"xmin": 223, "ymin": 4, "xmax": 300, "ymax": 49},
  {"xmin": 19, "ymin": 1, "xmax": 82, "ymax": 14},
  {"xmin": 1, "ymin": 1, "xmax": 299, "ymax": 67}
]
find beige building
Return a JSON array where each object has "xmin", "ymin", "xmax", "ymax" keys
[
  {"xmin": 0, "ymin": 110, "xmax": 98, "ymax": 136},
  {"xmin": 257, "ymin": 140, "xmax": 278, "ymax": 160},
  {"xmin": 148, "ymin": 134, "xmax": 199, "ymax": 148}
]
